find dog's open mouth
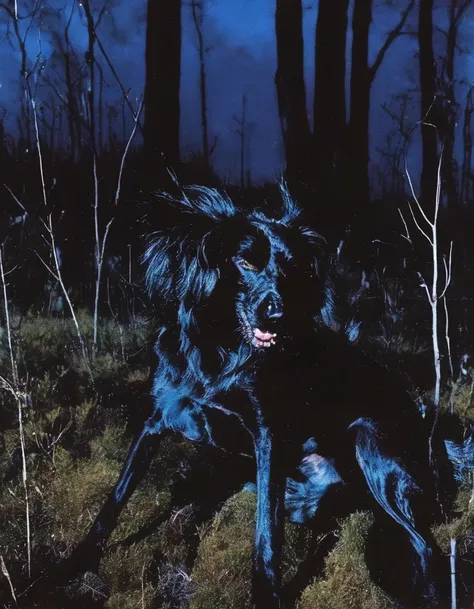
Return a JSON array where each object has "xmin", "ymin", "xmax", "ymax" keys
[
  {"xmin": 252, "ymin": 328, "xmax": 277, "ymax": 349},
  {"xmin": 239, "ymin": 314, "xmax": 278, "ymax": 349}
]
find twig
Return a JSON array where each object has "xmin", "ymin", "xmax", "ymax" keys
[
  {"xmin": 141, "ymin": 562, "xmax": 146, "ymax": 609},
  {"xmin": 0, "ymin": 249, "xmax": 18, "ymax": 385},
  {"xmin": 95, "ymin": 31, "xmax": 144, "ymax": 135},
  {"xmin": 0, "ymin": 555, "xmax": 17, "ymax": 604},
  {"xmin": 35, "ymin": 215, "xmax": 91, "ymax": 375},
  {"xmin": 92, "ymin": 147, "xmax": 114, "ymax": 355},
  {"xmin": 115, "ymin": 95, "xmax": 144, "ymax": 205},
  {"xmin": 0, "ymin": 250, "xmax": 31, "ymax": 578},
  {"xmin": 398, "ymin": 207, "xmax": 411, "ymax": 243},
  {"xmin": 30, "ymin": 95, "xmax": 47, "ymax": 207}
]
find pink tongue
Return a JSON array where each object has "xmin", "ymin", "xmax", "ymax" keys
[{"xmin": 254, "ymin": 328, "xmax": 277, "ymax": 341}]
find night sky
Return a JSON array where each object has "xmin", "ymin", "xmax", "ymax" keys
[{"xmin": 0, "ymin": 0, "xmax": 472, "ymax": 185}]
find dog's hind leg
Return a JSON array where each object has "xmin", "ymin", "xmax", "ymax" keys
[
  {"xmin": 252, "ymin": 424, "xmax": 286, "ymax": 609},
  {"xmin": 349, "ymin": 417, "xmax": 443, "ymax": 607}
]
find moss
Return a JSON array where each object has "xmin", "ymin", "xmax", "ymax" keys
[
  {"xmin": 190, "ymin": 490, "xmax": 255, "ymax": 609},
  {"xmin": 299, "ymin": 512, "xmax": 395, "ymax": 609},
  {"xmin": 106, "ymin": 585, "xmax": 155, "ymax": 609},
  {"xmin": 42, "ymin": 445, "xmax": 121, "ymax": 545},
  {"xmin": 190, "ymin": 489, "xmax": 311, "ymax": 609}
]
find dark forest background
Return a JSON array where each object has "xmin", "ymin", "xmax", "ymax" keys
[{"xmin": 0, "ymin": 1, "xmax": 473, "ymax": 608}]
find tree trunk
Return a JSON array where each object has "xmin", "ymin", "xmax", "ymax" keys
[
  {"xmin": 275, "ymin": 0, "xmax": 312, "ymax": 187},
  {"xmin": 240, "ymin": 94, "xmax": 246, "ymax": 188},
  {"xmin": 418, "ymin": 0, "xmax": 438, "ymax": 205},
  {"xmin": 191, "ymin": 1, "xmax": 209, "ymax": 167},
  {"xmin": 348, "ymin": 0, "xmax": 372, "ymax": 206},
  {"xmin": 348, "ymin": 0, "xmax": 413, "ymax": 207},
  {"xmin": 461, "ymin": 85, "xmax": 473, "ymax": 203},
  {"xmin": 313, "ymin": 0, "xmax": 349, "ymax": 200},
  {"xmin": 82, "ymin": 0, "xmax": 97, "ymax": 154},
  {"xmin": 144, "ymin": 0, "xmax": 182, "ymax": 171},
  {"xmin": 443, "ymin": 1, "xmax": 458, "ymax": 208}
]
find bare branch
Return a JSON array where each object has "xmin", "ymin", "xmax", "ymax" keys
[
  {"xmin": 95, "ymin": 31, "xmax": 144, "ymax": 132},
  {"xmin": 0, "ymin": 555, "xmax": 17, "ymax": 604},
  {"xmin": 398, "ymin": 207, "xmax": 411, "ymax": 243},
  {"xmin": 115, "ymin": 95, "xmax": 144, "ymax": 205},
  {"xmin": 369, "ymin": 0, "xmax": 415, "ymax": 82},
  {"xmin": 4, "ymin": 184, "xmax": 28, "ymax": 214},
  {"xmin": 405, "ymin": 158, "xmax": 434, "ymax": 227},
  {"xmin": 417, "ymin": 271, "xmax": 433, "ymax": 304},
  {"xmin": 439, "ymin": 240, "xmax": 453, "ymax": 300},
  {"xmin": 407, "ymin": 201, "xmax": 433, "ymax": 246}
]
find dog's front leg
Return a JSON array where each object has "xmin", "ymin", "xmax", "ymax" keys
[{"xmin": 252, "ymin": 424, "xmax": 286, "ymax": 609}]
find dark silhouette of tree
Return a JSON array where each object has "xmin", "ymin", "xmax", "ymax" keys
[
  {"xmin": 49, "ymin": 3, "xmax": 83, "ymax": 162},
  {"xmin": 461, "ymin": 85, "xmax": 474, "ymax": 203},
  {"xmin": 438, "ymin": 0, "xmax": 473, "ymax": 209},
  {"xmin": 81, "ymin": 0, "xmax": 98, "ymax": 154},
  {"xmin": 348, "ymin": 0, "xmax": 414, "ymax": 205},
  {"xmin": 144, "ymin": 0, "xmax": 182, "ymax": 170},
  {"xmin": 418, "ymin": 0, "xmax": 438, "ymax": 206},
  {"xmin": 191, "ymin": 0, "xmax": 210, "ymax": 167},
  {"xmin": 233, "ymin": 93, "xmax": 248, "ymax": 189},
  {"xmin": 313, "ymin": 0, "xmax": 349, "ymax": 201},
  {"xmin": 275, "ymin": 0, "xmax": 312, "ymax": 187}
]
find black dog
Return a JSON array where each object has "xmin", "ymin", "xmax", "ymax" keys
[{"xmin": 28, "ymin": 185, "xmax": 458, "ymax": 608}]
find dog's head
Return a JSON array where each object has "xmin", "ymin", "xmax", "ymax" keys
[{"xmin": 144, "ymin": 184, "xmax": 332, "ymax": 352}]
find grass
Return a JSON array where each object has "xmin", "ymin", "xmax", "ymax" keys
[{"xmin": 0, "ymin": 310, "xmax": 472, "ymax": 608}]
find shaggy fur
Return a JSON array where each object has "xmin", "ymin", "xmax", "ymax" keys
[{"xmin": 27, "ymin": 184, "xmax": 465, "ymax": 608}]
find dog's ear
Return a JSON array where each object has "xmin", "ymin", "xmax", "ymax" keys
[
  {"xmin": 278, "ymin": 182, "xmax": 301, "ymax": 226},
  {"xmin": 197, "ymin": 214, "xmax": 251, "ymax": 270}
]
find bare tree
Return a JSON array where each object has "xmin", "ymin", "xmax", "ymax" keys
[
  {"xmin": 275, "ymin": 0, "xmax": 312, "ymax": 186},
  {"xmin": 438, "ymin": 0, "xmax": 473, "ymax": 208},
  {"xmin": 191, "ymin": 0, "xmax": 211, "ymax": 167},
  {"xmin": 418, "ymin": 0, "xmax": 439, "ymax": 206},
  {"xmin": 349, "ymin": 0, "xmax": 414, "ymax": 204},
  {"xmin": 437, "ymin": 0, "xmax": 473, "ymax": 209},
  {"xmin": 233, "ymin": 94, "xmax": 249, "ymax": 188},
  {"xmin": 461, "ymin": 84, "xmax": 473, "ymax": 202},
  {"xmin": 313, "ymin": 0, "xmax": 349, "ymax": 199},
  {"xmin": 0, "ymin": 0, "xmax": 42, "ymax": 153},
  {"xmin": 0, "ymin": 248, "xmax": 31, "ymax": 579},
  {"xmin": 402, "ymin": 153, "xmax": 453, "ymax": 455},
  {"xmin": 144, "ymin": 0, "xmax": 182, "ymax": 169}
]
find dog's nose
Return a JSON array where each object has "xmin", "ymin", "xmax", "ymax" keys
[{"xmin": 262, "ymin": 294, "xmax": 283, "ymax": 320}]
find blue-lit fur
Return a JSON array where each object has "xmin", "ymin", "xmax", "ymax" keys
[{"xmin": 64, "ymin": 184, "xmax": 457, "ymax": 609}]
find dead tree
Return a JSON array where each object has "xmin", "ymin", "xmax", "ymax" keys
[
  {"xmin": 461, "ymin": 85, "xmax": 473, "ymax": 202},
  {"xmin": 0, "ymin": 0, "xmax": 40, "ymax": 154},
  {"xmin": 144, "ymin": 0, "xmax": 182, "ymax": 170},
  {"xmin": 313, "ymin": 0, "xmax": 349, "ymax": 200},
  {"xmin": 438, "ymin": 0, "xmax": 473, "ymax": 208},
  {"xmin": 191, "ymin": 0, "xmax": 210, "ymax": 167},
  {"xmin": 233, "ymin": 94, "xmax": 249, "ymax": 189},
  {"xmin": 349, "ymin": 0, "xmax": 414, "ymax": 205},
  {"xmin": 275, "ymin": 0, "xmax": 312, "ymax": 186},
  {"xmin": 418, "ymin": 0, "xmax": 439, "ymax": 206}
]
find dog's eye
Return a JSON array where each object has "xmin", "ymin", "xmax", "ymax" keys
[{"xmin": 238, "ymin": 259, "xmax": 258, "ymax": 272}]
